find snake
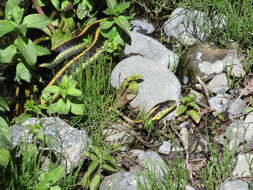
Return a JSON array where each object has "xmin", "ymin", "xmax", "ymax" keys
[{"xmin": 40, "ymin": 19, "xmax": 112, "ymax": 104}]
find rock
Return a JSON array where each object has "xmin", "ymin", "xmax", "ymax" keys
[
  {"xmin": 208, "ymin": 95, "xmax": 231, "ymax": 112},
  {"xmin": 228, "ymin": 98, "xmax": 247, "ymax": 117},
  {"xmin": 163, "ymin": 7, "xmax": 211, "ymax": 45},
  {"xmin": 130, "ymin": 19, "xmax": 155, "ymax": 34},
  {"xmin": 103, "ymin": 123, "xmax": 134, "ymax": 146},
  {"xmin": 129, "ymin": 149, "xmax": 145, "ymax": 157},
  {"xmin": 111, "ymin": 55, "xmax": 181, "ymax": 115},
  {"xmin": 185, "ymin": 185, "xmax": 196, "ymax": 190},
  {"xmin": 219, "ymin": 180, "xmax": 249, "ymax": 190},
  {"xmin": 100, "ymin": 151, "xmax": 169, "ymax": 190},
  {"xmin": 177, "ymin": 44, "xmax": 245, "ymax": 84},
  {"xmin": 233, "ymin": 153, "xmax": 253, "ymax": 177},
  {"xmin": 10, "ymin": 117, "xmax": 90, "ymax": 173},
  {"xmin": 99, "ymin": 172, "xmax": 137, "ymax": 190},
  {"xmin": 242, "ymin": 112, "xmax": 253, "ymax": 143},
  {"xmin": 124, "ymin": 32, "xmax": 179, "ymax": 70},
  {"xmin": 159, "ymin": 141, "xmax": 172, "ymax": 154},
  {"xmin": 207, "ymin": 73, "xmax": 228, "ymax": 94},
  {"xmin": 137, "ymin": 151, "xmax": 169, "ymax": 176}
]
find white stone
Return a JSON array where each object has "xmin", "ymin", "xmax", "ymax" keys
[
  {"xmin": 233, "ymin": 154, "xmax": 253, "ymax": 177},
  {"xmin": 124, "ymin": 32, "xmax": 179, "ymax": 71},
  {"xmin": 208, "ymin": 95, "xmax": 231, "ymax": 112},
  {"xmin": 207, "ymin": 73, "xmax": 228, "ymax": 94},
  {"xmin": 111, "ymin": 56, "xmax": 181, "ymax": 114},
  {"xmin": 219, "ymin": 180, "xmax": 249, "ymax": 190},
  {"xmin": 130, "ymin": 19, "xmax": 155, "ymax": 34},
  {"xmin": 159, "ymin": 141, "xmax": 172, "ymax": 154}
]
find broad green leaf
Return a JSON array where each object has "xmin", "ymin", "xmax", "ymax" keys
[
  {"xmin": 80, "ymin": 159, "xmax": 100, "ymax": 187},
  {"xmin": 16, "ymin": 24, "xmax": 27, "ymax": 36},
  {"xmin": 103, "ymin": 2, "xmax": 130, "ymax": 16},
  {"xmin": 15, "ymin": 63, "xmax": 31, "ymax": 83},
  {"xmin": 0, "ymin": 45, "xmax": 17, "ymax": 64},
  {"xmin": 181, "ymin": 93, "xmax": 195, "ymax": 104},
  {"xmin": 89, "ymin": 174, "xmax": 102, "ymax": 190},
  {"xmin": 0, "ymin": 148, "xmax": 10, "ymax": 168},
  {"xmin": 77, "ymin": 0, "xmax": 93, "ymax": 20},
  {"xmin": 23, "ymin": 14, "xmax": 51, "ymax": 29},
  {"xmin": 0, "ymin": 20, "xmax": 15, "ymax": 38},
  {"xmin": 51, "ymin": 0, "xmax": 60, "ymax": 10},
  {"xmin": 188, "ymin": 102, "xmax": 200, "ymax": 111},
  {"xmin": 71, "ymin": 103, "xmax": 85, "ymax": 115},
  {"xmin": 100, "ymin": 20, "xmax": 114, "ymax": 30},
  {"xmin": 175, "ymin": 104, "xmax": 187, "ymax": 116},
  {"xmin": 56, "ymin": 98, "xmax": 70, "ymax": 114},
  {"xmin": 102, "ymin": 163, "xmax": 118, "ymax": 172},
  {"xmin": 14, "ymin": 38, "xmax": 37, "ymax": 66},
  {"xmin": 0, "ymin": 117, "xmax": 11, "ymax": 148},
  {"xmin": 114, "ymin": 16, "xmax": 130, "ymax": 34},
  {"xmin": 106, "ymin": 0, "xmax": 117, "ymax": 8},
  {"xmin": 66, "ymin": 88, "xmax": 82, "ymax": 97},
  {"xmin": 187, "ymin": 109, "xmax": 201, "ymax": 124},
  {"xmin": 50, "ymin": 186, "xmax": 61, "ymax": 190},
  {"xmin": 5, "ymin": 0, "xmax": 24, "ymax": 24},
  {"xmin": 35, "ymin": 45, "xmax": 51, "ymax": 56},
  {"xmin": 44, "ymin": 85, "xmax": 60, "ymax": 94},
  {"xmin": 44, "ymin": 167, "xmax": 64, "ymax": 184},
  {"xmin": 59, "ymin": 75, "xmax": 69, "ymax": 89},
  {"xmin": 0, "ymin": 97, "xmax": 9, "ymax": 112}
]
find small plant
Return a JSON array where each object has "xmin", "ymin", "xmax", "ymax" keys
[
  {"xmin": 80, "ymin": 145, "xmax": 118, "ymax": 190},
  {"xmin": 41, "ymin": 75, "xmax": 85, "ymax": 115},
  {"xmin": 176, "ymin": 93, "xmax": 201, "ymax": 124}
]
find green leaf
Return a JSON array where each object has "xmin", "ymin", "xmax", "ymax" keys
[
  {"xmin": 5, "ymin": 0, "xmax": 24, "ymax": 24},
  {"xmin": 0, "ymin": 117, "xmax": 11, "ymax": 149},
  {"xmin": 187, "ymin": 109, "xmax": 201, "ymax": 124},
  {"xmin": 51, "ymin": 0, "xmax": 60, "ymax": 10},
  {"xmin": 14, "ymin": 38, "xmax": 37, "ymax": 66},
  {"xmin": 181, "ymin": 93, "xmax": 195, "ymax": 104},
  {"xmin": 35, "ymin": 45, "xmax": 51, "ymax": 56},
  {"xmin": 71, "ymin": 103, "xmax": 85, "ymax": 115},
  {"xmin": 44, "ymin": 85, "xmax": 60, "ymax": 94},
  {"xmin": 22, "ymin": 14, "xmax": 51, "ymax": 29},
  {"xmin": 100, "ymin": 20, "xmax": 114, "ymax": 30},
  {"xmin": 77, "ymin": 0, "xmax": 93, "ymax": 20},
  {"xmin": 188, "ymin": 102, "xmax": 200, "ymax": 111},
  {"xmin": 244, "ymin": 107, "xmax": 253, "ymax": 113},
  {"xmin": 0, "ymin": 20, "xmax": 15, "ymax": 38},
  {"xmin": 89, "ymin": 174, "xmax": 102, "ymax": 190},
  {"xmin": 102, "ymin": 163, "xmax": 118, "ymax": 172},
  {"xmin": 15, "ymin": 63, "xmax": 31, "ymax": 83},
  {"xmin": 114, "ymin": 16, "xmax": 130, "ymax": 34},
  {"xmin": 66, "ymin": 88, "xmax": 81, "ymax": 97},
  {"xmin": 80, "ymin": 159, "xmax": 100, "ymax": 187},
  {"xmin": 16, "ymin": 24, "xmax": 27, "ymax": 36},
  {"xmin": 50, "ymin": 186, "xmax": 61, "ymax": 190},
  {"xmin": 0, "ymin": 45, "xmax": 17, "ymax": 64},
  {"xmin": 103, "ymin": 2, "xmax": 130, "ymax": 16},
  {"xmin": 56, "ymin": 98, "xmax": 70, "ymax": 114},
  {"xmin": 44, "ymin": 167, "xmax": 64, "ymax": 184},
  {"xmin": 106, "ymin": 0, "xmax": 117, "ymax": 8},
  {"xmin": 0, "ymin": 97, "xmax": 9, "ymax": 112},
  {"xmin": 0, "ymin": 148, "xmax": 10, "ymax": 168},
  {"xmin": 175, "ymin": 104, "xmax": 187, "ymax": 116}
]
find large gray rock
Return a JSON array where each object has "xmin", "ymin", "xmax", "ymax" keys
[
  {"xmin": 111, "ymin": 55, "xmax": 181, "ymax": 114},
  {"xmin": 219, "ymin": 180, "xmax": 249, "ymax": 190},
  {"xmin": 10, "ymin": 117, "xmax": 90, "ymax": 173},
  {"xmin": 124, "ymin": 32, "xmax": 179, "ymax": 71},
  {"xmin": 99, "ymin": 151, "xmax": 169, "ymax": 190},
  {"xmin": 163, "ymin": 8, "xmax": 211, "ymax": 45},
  {"xmin": 208, "ymin": 95, "xmax": 231, "ymax": 113},
  {"xmin": 99, "ymin": 172, "xmax": 138, "ymax": 190},
  {"xmin": 130, "ymin": 19, "xmax": 155, "ymax": 34},
  {"xmin": 177, "ymin": 44, "xmax": 245, "ymax": 84}
]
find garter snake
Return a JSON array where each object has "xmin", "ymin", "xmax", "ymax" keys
[{"xmin": 40, "ymin": 19, "xmax": 111, "ymax": 104}]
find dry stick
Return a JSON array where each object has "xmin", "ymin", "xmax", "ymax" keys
[{"xmin": 32, "ymin": 0, "xmax": 55, "ymax": 33}]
